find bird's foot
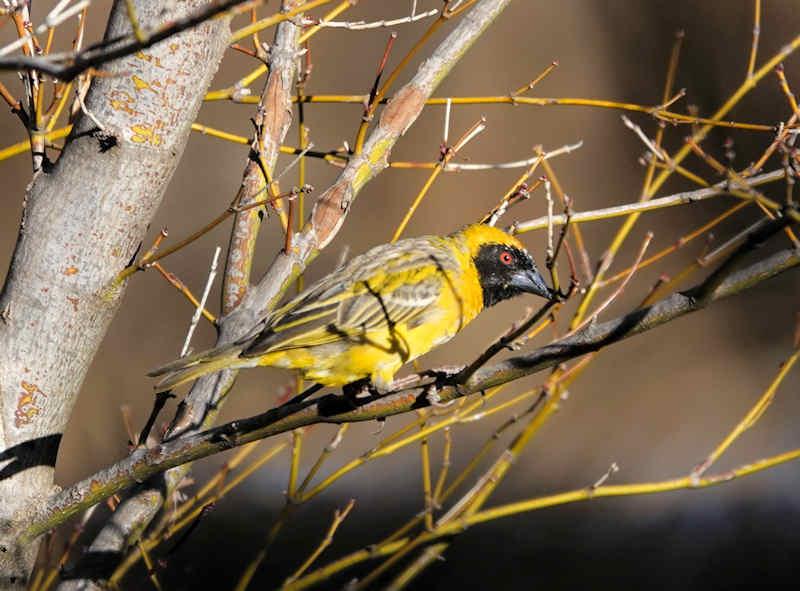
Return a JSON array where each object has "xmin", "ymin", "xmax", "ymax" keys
[
  {"xmin": 342, "ymin": 378, "xmax": 381, "ymax": 400},
  {"xmin": 425, "ymin": 382, "xmax": 456, "ymax": 409},
  {"xmin": 422, "ymin": 365, "xmax": 466, "ymax": 386}
]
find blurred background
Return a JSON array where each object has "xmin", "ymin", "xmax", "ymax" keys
[{"xmin": 2, "ymin": 1, "xmax": 800, "ymax": 589}]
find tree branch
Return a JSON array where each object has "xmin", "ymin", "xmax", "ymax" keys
[
  {"xmin": 0, "ymin": 0, "xmax": 330, "ymax": 81},
  {"xmin": 19, "ymin": 238, "xmax": 800, "ymax": 543}
]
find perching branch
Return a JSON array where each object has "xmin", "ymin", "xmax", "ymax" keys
[{"xmin": 19, "ymin": 227, "xmax": 799, "ymax": 542}]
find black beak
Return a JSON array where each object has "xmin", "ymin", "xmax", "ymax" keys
[{"xmin": 510, "ymin": 267, "xmax": 552, "ymax": 299}]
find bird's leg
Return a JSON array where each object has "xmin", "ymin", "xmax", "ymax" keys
[
  {"xmin": 371, "ymin": 417, "xmax": 387, "ymax": 434},
  {"xmin": 342, "ymin": 377, "xmax": 374, "ymax": 401},
  {"xmin": 425, "ymin": 381, "xmax": 456, "ymax": 409},
  {"xmin": 420, "ymin": 365, "xmax": 467, "ymax": 406}
]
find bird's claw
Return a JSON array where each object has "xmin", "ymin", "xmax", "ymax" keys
[
  {"xmin": 425, "ymin": 383, "xmax": 456, "ymax": 408},
  {"xmin": 342, "ymin": 378, "xmax": 381, "ymax": 400},
  {"xmin": 422, "ymin": 365, "xmax": 465, "ymax": 386}
]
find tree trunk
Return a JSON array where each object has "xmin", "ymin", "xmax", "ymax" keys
[{"xmin": 0, "ymin": 1, "xmax": 230, "ymax": 587}]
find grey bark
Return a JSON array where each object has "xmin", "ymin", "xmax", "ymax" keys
[{"xmin": 0, "ymin": 1, "xmax": 230, "ymax": 588}]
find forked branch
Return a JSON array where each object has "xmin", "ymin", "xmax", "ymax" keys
[{"xmin": 19, "ymin": 221, "xmax": 799, "ymax": 541}]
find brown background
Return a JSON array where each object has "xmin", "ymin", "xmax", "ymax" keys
[{"xmin": 2, "ymin": 1, "xmax": 800, "ymax": 589}]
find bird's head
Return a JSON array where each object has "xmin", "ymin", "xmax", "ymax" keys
[{"xmin": 459, "ymin": 224, "xmax": 552, "ymax": 307}]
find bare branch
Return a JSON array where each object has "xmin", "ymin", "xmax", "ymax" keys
[
  {"xmin": 0, "ymin": 0, "xmax": 331, "ymax": 80},
  {"xmin": 512, "ymin": 169, "xmax": 788, "ymax": 234},
  {"xmin": 20, "ymin": 233, "xmax": 800, "ymax": 541}
]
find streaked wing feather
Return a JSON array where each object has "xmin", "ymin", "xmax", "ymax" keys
[
  {"xmin": 243, "ymin": 236, "xmax": 458, "ymax": 357},
  {"xmin": 337, "ymin": 277, "xmax": 441, "ymax": 331},
  {"xmin": 243, "ymin": 300, "xmax": 340, "ymax": 355}
]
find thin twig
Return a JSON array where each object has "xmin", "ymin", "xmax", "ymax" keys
[
  {"xmin": 511, "ymin": 60, "xmax": 559, "ymax": 97},
  {"xmin": 564, "ymin": 232, "xmax": 653, "ymax": 338},
  {"xmin": 180, "ymin": 246, "xmax": 221, "ymax": 358},
  {"xmin": 298, "ymin": 8, "xmax": 439, "ymax": 29},
  {"xmin": 392, "ymin": 117, "xmax": 486, "ymax": 242},
  {"xmin": 746, "ymin": 0, "xmax": 761, "ymax": 80},
  {"xmin": 692, "ymin": 348, "xmax": 799, "ymax": 478},
  {"xmin": 152, "ymin": 262, "xmax": 217, "ymax": 324},
  {"xmin": 456, "ymin": 300, "xmax": 558, "ymax": 384},
  {"xmin": 511, "ymin": 169, "xmax": 789, "ymax": 233},
  {"xmin": 283, "ymin": 499, "xmax": 356, "ymax": 584}
]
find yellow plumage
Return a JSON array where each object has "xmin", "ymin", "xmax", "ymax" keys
[{"xmin": 149, "ymin": 224, "xmax": 550, "ymax": 392}]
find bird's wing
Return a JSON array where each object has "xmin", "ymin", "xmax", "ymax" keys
[{"xmin": 242, "ymin": 237, "xmax": 458, "ymax": 356}]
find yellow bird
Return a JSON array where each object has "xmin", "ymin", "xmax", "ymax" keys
[{"xmin": 149, "ymin": 223, "xmax": 551, "ymax": 393}]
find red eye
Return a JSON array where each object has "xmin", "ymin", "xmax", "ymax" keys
[{"xmin": 499, "ymin": 251, "xmax": 514, "ymax": 265}]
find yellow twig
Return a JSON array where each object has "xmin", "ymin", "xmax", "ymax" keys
[
  {"xmin": 204, "ymin": 92, "xmax": 777, "ymax": 133},
  {"xmin": 599, "ymin": 200, "xmax": 750, "ymax": 287},
  {"xmin": 420, "ymin": 428, "xmax": 434, "ymax": 530},
  {"xmin": 746, "ymin": 0, "xmax": 761, "ymax": 80},
  {"xmin": 230, "ymin": 0, "xmax": 335, "ymax": 43},
  {"xmin": 296, "ymin": 424, "xmax": 349, "ymax": 495},
  {"xmin": 511, "ymin": 60, "xmax": 559, "ymax": 96},
  {"xmin": 288, "ymin": 428, "xmax": 304, "ymax": 500},
  {"xmin": 137, "ymin": 541, "xmax": 163, "ymax": 591},
  {"xmin": 152, "ymin": 262, "xmax": 217, "ymax": 324},
  {"xmin": 455, "ymin": 448, "xmax": 800, "ymax": 529},
  {"xmin": 0, "ymin": 126, "xmax": 71, "ymax": 161},
  {"xmin": 124, "ymin": 0, "xmax": 147, "ymax": 42},
  {"xmin": 693, "ymin": 349, "xmax": 799, "ymax": 477},
  {"xmin": 284, "ymin": 499, "xmax": 356, "ymax": 585},
  {"xmin": 432, "ymin": 428, "xmax": 452, "ymax": 505},
  {"xmin": 392, "ymin": 118, "xmax": 486, "ymax": 242}
]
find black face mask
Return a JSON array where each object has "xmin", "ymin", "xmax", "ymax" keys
[{"xmin": 473, "ymin": 243, "xmax": 550, "ymax": 307}]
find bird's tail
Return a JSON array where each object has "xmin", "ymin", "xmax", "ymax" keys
[{"xmin": 148, "ymin": 344, "xmax": 244, "ymax": 393}]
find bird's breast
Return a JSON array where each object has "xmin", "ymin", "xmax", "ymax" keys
[{"xmin": 402, "ymin": 263, "xmax": 484, "ymax": 358}]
